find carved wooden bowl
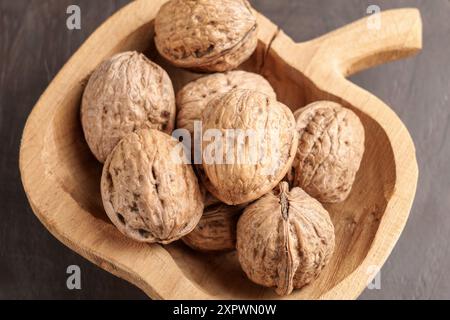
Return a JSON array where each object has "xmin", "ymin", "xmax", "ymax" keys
[{"xmin": 19, "ymin": 0, "xmax": 421, "ymax": 299}]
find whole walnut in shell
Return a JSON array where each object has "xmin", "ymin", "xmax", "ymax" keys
[
  {"xmin": 182, "ymin": 203, "xmax": 243, "ymax": 252},
  {"xmin": 237, "ymin": 182, "xmax": 335, "ymax": 296},
  {"xmin": 291, "ymin": 101, "xmax": 365, "ymax": 203},
  {"xmin": 176, "ymin": 71, "xmax": 276, "ymax": 137},
  {"xmin": 201, "ymin": 89, "xmax": 298, "ymax": 205},
  {"xmin": 101, "ymin": 129, "xmax": 203, "ymax": 244},
  {"xmin": 81, "ymin": 51, "xmax": 175, "ymax": 162},
  {"xmin": 155, "ymin": 0, "xmax": 258, "ymax": 72}
]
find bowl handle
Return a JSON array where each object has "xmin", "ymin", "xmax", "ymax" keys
[{"xmin": 299, "ymin": 8, "xmax": 422, "ymax": 77}]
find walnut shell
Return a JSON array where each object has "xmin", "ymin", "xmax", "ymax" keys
[
  {"xmin": 101, "ymin": 129, "xmax": 203, "ymax": 244},
  {"xmin": 291, "ymin": 101, "xmax": 365, "ymax": 203},
  {"xmin": 155, "ymin": 0, "xmax": 258, "ymax": 72},
  {"xmin": 201, "ymin": 89, "xmax": 298, "ymax": 205},
  {"xmin": 176, "ymin": 71, "xmax": 276, "ymax": 137},
  {"xmin": 200, "ymin": 187, "xmax": 224, "ymax": 208},
  {"xmin": 182, "ymin": 203, "xmax": 243, "ymax": 252},
  {"xmin": 81, "ymin": 51, "xmax": 176, "ymax": 162},
  {"xmin": 237, "ymin": 182, "xmax": 335, "ymax": 296}
]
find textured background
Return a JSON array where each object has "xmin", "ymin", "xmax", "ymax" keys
[{"xmin": 1, "ymin": 0, "xmax": 449, "ymax": 299}]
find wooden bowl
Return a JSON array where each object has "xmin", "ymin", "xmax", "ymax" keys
[{"xmin": 19, "ymin": 0, "xmax": 421, "ymax": 299}]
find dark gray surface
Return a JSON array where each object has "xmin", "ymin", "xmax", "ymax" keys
[{"xmin": 0, "ymin": 0, "xmax": 448, "ymax": 300}]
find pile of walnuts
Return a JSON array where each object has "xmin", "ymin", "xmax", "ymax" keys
[{"xmin": 80, "ymin": 0, "xmax": 365, "ymax": 296}]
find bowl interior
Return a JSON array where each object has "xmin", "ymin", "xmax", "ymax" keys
[{"xmin": 44, "ymin": 21, "xmax": 396, "ymax": 299}]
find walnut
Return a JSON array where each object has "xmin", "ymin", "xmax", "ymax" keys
[
  {"xmin": 200, "ymin": 89, "xmax": 298, "ymax": 205},
  {"xmin": 182, "ymin": 203, "xmax": 243, "ymax": 252},
  {"xmin": 101, "ymin": 129, "xmax": 203, "ymax": 244},
  {"xmin": 290, "ymin": 101, "xmax": 365, "ymax": 203},
  {"xmin": 237, "ymin": 182, "xmax": 335, "ymax": 296},
  {"xmin": 176, "ymin": 71, "xmax": 276, "ymax": 137},
  {"xmin": 154, "ymin": 0, "xmax": 258, "ymax": 72},
  {"xmin": 202, "ymin": 189, "xmax": 222, "ymax": 208},
  {"xmin": 81, "ymin": 51, "xmax": 176, "ymax": 162}
]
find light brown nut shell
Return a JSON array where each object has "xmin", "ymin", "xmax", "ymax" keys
[
  {"xmin": 237, "ymin": 182, "xmax": 335, "ymax": 296},
  {"xmin": 176, "ymin": 71, "xmax": 276, "ymax": 137},
  {"xmin": 81, "ymin": 51, "xmax": 176, "ymax": 162},
  {"xmin": 154, "ymin": 0, "xmax": 258, "ymax": 72},
  {"xmin": 101, "ymin": 129, "xmax": 203, "ymax": 244},
  {"xmin": 182, "ymin": 203, "xmax": 243, "ymax": 252},
  {"xmin": 201, "ymin": 187, "xmax": 223, "ymax": 208},
  {"xmin": 200, "ymin": 89, "xmax": 298, "ymax": 205},
  {"xmin": 291, "ymin": 101, "xmax": 365, "ymax": 203}
]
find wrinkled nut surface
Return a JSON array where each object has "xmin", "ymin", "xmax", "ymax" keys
[
  {"xmin": 176, "ymin": 71, "xmax": 276, "ymax": 137},
  {"xmin": 291, "ymin": 101, "xmax": 365, "ymax": 203},
  {"xmin": 155, "ymin": 0, "xmax": 258, "ymax": 72},
  {"xmin": 182, "ymin": 203, "xmax": 243, "ymax": 252},
  {"xmin": 202, "ymin": 188, "xmax": 222, "ymax": 208},
  {"xmin": 101, "ymin": 129, "xmax": 203, "ymax": 244},
  {"xmin": 201, "ymin": 89, "xmax": 298, "ymax": 205},
  {"xmin": 81, "ymin": 51, "xmax": 175, "ymax": 162},
  {"xmin": 237, "ymin": 182, "xmax": 335, "ymax": 296}
]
